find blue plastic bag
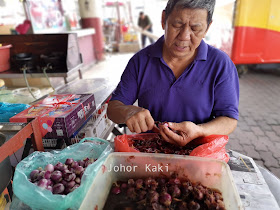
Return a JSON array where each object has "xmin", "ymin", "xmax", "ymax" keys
[
  {"xmin": 12, "ymin": 138, "xmax": 112, "ymax": 210},
  {"xmin": 0, "ymin": 102, "xmax": 30, "ymax": 122}
]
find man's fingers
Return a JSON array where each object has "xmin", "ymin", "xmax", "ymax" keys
[
  {"xmin": 138, "ymin": 119, "xmax": 149, "ymax": 133},
  {"xmin": 145, "ymin": 117, "xmax": 155, "ymax": 131},
  {"xmin": 162, "ymin": 126, "xmax": 186, "ymax": 146},
  {"xmin": 132, "ymin": 123, "xmax": 142, "ymax": 133},
  {"xmin": 159, "ymin": 130, "xmax": 176, "ymax": 144},
  {"xmin": 167, "ymin": 122, "xmax": 181, "ymax": 131},
  {"xmin": 152, "ymin": 124, "xmax": 160, "ymax": 133},
  {"xmin": 159, "ymin": 125, "xmax": 178, "ymax": 145},
  {"xmin": 126, "ymin": 123, "xmax": 135, "ymax": 133}
]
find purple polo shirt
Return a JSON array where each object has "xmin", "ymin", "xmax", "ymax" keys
[{"xmin": 111, "ymin": 36, "xmax": 239, "ymax": 124}]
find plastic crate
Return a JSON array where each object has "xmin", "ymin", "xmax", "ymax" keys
[{"xmin": 42, "ymin": 139, "xmax": 58, "ymax": 148}]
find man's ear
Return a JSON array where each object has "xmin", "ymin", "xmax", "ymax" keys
[
  {"xmin": 161, "ymin": 10, "xmax": 166, "ymax": 30},
  {"xmin": 204, "ymin": 21, "xmax": 212, "ymax": 38}
]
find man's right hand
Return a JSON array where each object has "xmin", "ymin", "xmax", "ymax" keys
[
  {"xmin": 107, "ymin": 100, "xmax": 156, "ymax": 133},
  {"xmin": 125, "ymin": 107, "xmax": 155, "ymax": 133}
]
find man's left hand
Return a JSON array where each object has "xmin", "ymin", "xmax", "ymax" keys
[{"xmin": 158, "ymin": 121, "xmax": 204, "ymax": 146}]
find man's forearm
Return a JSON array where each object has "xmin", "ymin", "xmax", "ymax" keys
[
  {"xmin": 198, "ymin": 116, "xmax": 238, "ymax": 137},
  {"xmin": 107, "ymin": 100, "xmax": 143, "ymax": 124}
]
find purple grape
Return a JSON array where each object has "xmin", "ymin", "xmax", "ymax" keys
[
  {"xmin": 178, "ymin": 201, "xmax": 188, "ymax": 210},
  {"xmin": 127, "ymin": 179, "xmax": 135, "ymax": 186},
  {"xmin": 120, "ymin": 183, "xmax": 127, "ymax": 190},
  {"xmin": 149, "ymin": 191, "xmax": 159, "ymax": 203},
  {"xmin": 46, "ymin": 185, "xmax": 53, "ymax": 192},
  {"xmin": 188, "ymin": 201, "xmax": 200, "ymax": 210},
  {"xmin": 65, "ymin": 158, "xmax": 74, "ymax": 166},
  {"xmin": 62, "ymin": 169, "xmax": 71, "ymax": 176},
  {"xmin": 169, "ymin": 185, "xmax": 181, "ymax": 198},
  {"xmin": 144, "ymin": 177, "xmax": 152, "ymax": 187},
  {"xmin": 51, "ymin": 170, "xmax": 63, "ymax": 183},
  {"xmin": 53, "ymin": 183, "xmax": 65, "ymax": 194},
  {"xmin": 37, "ymin": 179, "xmax": 48, "ymax": 189},
  {"xmin": 44, "ymin": 164, "xmax": 54, "ymax": 172},
  {"xmin": 77, "ymin": 160, "xmax": 85, "ymax": 167},
  {"xmin": 135, "ymin": 179, "xmax": 143, "ymax": 189},
  {"xmin": 46, "ymin": 179, "xmax": 53, "ymax": 186},
  {"xmin": 150, "ymin": 179, "xmax": 158, "ymax": 191},
  {"xmin": 159, "ymin": 192, "xmax": 172, "ymax": 207},
  {"xmin": 75, "ymin": 177, "xmax": 81, "ymax": 184},
  {"xmin": 61, "ymin": 180, "xmax": 68, "ymax": 186},
  {"xmin": 168, "ymin": 178, "xmax": 181, "ymax": 185},
  {"xmin": 70, "ymin": 184, "xmax": 80, "ymax": 192},
  {"xmin": 71, "ymin": 161, "xmax": 79, "ymax": 169},
  {"xmin": 44, "ymin": 171, "xmax": 51, "ymax": 179},
  {"xmin": 67, "ymin": 180, "xmax": 76, "ymax": 189},
  {"xmin": 54, "ymin": 162, "xmax": 64, "ymax": 171},
  {"xmin": 64, "ymin": 187, "xmax": 71, "ymax": 195},
  {"xmin": 138, "ymin": 190, "xmax": 147, "ymax": 200},
  {"xmin": 63, "ymin": 171, "xmax": 76, "ymax": 182},
  {"xmin": 74, "ymin": 166, "xmax": 84, "ymax": 175},
  {"xmin": 30, "ymin": 170, "xmax": 40, "ymax": 182},
  {"xmin": 157, "ymin": 178, "xmax": 166, "ymax": 186},
  {"xmin": 84, "ymin": 160, "xmax": 90, "ymax": 168},
  {"xmin": 127, "ymin": 187, "xmax": 137, "ymax": 200},
  {"xmin": 111, "ymin": 186, "xmax": 121, "ymax": 194}
]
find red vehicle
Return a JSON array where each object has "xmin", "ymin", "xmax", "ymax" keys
[{"xmin": 231, "ymin": 0, "xmax": 280, "ymax": 75}]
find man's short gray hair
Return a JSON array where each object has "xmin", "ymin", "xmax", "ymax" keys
[{"xmin": 164, "ymin": 0, "xmax": 216, "ymax": 26}]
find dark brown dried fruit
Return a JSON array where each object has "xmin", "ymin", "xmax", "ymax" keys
[
  {"xmin": 104, "ymin": 176, "xmax": 225, "ymax": 210},
  {"xmin": 131, "ymin": 135, "xmax": 198, "ymax": 155}
]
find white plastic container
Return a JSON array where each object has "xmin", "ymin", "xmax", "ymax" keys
[{"xmin": 80, "ymin": 153, "xmax": 243, "ymax": 210}]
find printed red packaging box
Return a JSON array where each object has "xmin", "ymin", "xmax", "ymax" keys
[{"xmin": 10, "ymin": 94, "xmax": 96, "ymax": 138}]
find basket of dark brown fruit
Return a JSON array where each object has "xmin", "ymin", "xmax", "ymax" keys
[{"xmin": 79, "ymin": 153, "xmax": 243, "ymax": 210}]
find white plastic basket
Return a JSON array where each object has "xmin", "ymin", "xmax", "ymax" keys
[{"xmin": 80, "ymin": 153, "xmax": 243, "ymax": 210}]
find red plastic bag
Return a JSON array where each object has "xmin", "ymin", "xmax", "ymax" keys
[
  {"xmin": 189, "ymin": 135, "xmax": 229, "ymax": 162},
  {"xmin": 114, "ymin": 134, "xmax": 229, "ymax": 162}
]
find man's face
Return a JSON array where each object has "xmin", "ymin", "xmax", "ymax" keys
[
  {"xmin": 161, "ymin": 8, "xmax": 210, "ymax": 59},
  {"xmin": 140, "ymin": 14, "xmax": 145, "ymax": 19}
]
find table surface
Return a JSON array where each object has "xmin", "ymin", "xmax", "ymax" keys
[
  {"xmin": 55, "ymin": 78, "xmax": 116, "ymax": 110},
  {"xmin": 227, "ymin": 150, "xmax": 280, "ymax": 209},
  {"xmin": 0, "ymin": 64, "xmax": 82, "ymax": 79}
]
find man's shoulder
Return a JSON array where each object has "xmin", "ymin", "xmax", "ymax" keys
[
  {"xmin": 128, "ymin": 46, "xmax": 152, "ymax": 64},
  {"xmin": 205, "ymin": 44, "xmax": 237, "ymax": 79},
  {"xmin": 207, "ymin": 44, "xmax": 230, "ymax": 59}
]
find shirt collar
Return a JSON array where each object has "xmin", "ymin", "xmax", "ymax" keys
[
  {"xmin": 148, "ymin": 35, "xmax": 208, "ymax": 61},
  {"xmin": 195, "ymin": 39, "xmax": 208, "ymax": 61}
]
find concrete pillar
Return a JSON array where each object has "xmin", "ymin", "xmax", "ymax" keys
[{"xmin": 79, "ymin": 0, "xmax": 104, "ymax": 61}]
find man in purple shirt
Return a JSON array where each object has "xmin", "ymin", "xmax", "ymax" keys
[{"xmin": 107, "ymin": 0, "xmax": 239, "ymax": 146}]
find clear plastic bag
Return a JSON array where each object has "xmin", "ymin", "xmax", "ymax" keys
[{"xmin": 12, "ymin": 137, "xmax": 112, "ymax": 210}]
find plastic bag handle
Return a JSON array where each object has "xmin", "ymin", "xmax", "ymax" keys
[{"xmin": 78, "ymin": 137, "xmax": 109, "ymax": 145}]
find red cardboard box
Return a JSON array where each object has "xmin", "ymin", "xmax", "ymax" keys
[{"xmin": 10, "ymin": 94, "xmax": 96, "ymax": 138}]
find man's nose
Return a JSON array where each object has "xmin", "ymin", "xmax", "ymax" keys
[{"xmin": 178, "ymin": 25, "xmax": 191, "ymax": 41}]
